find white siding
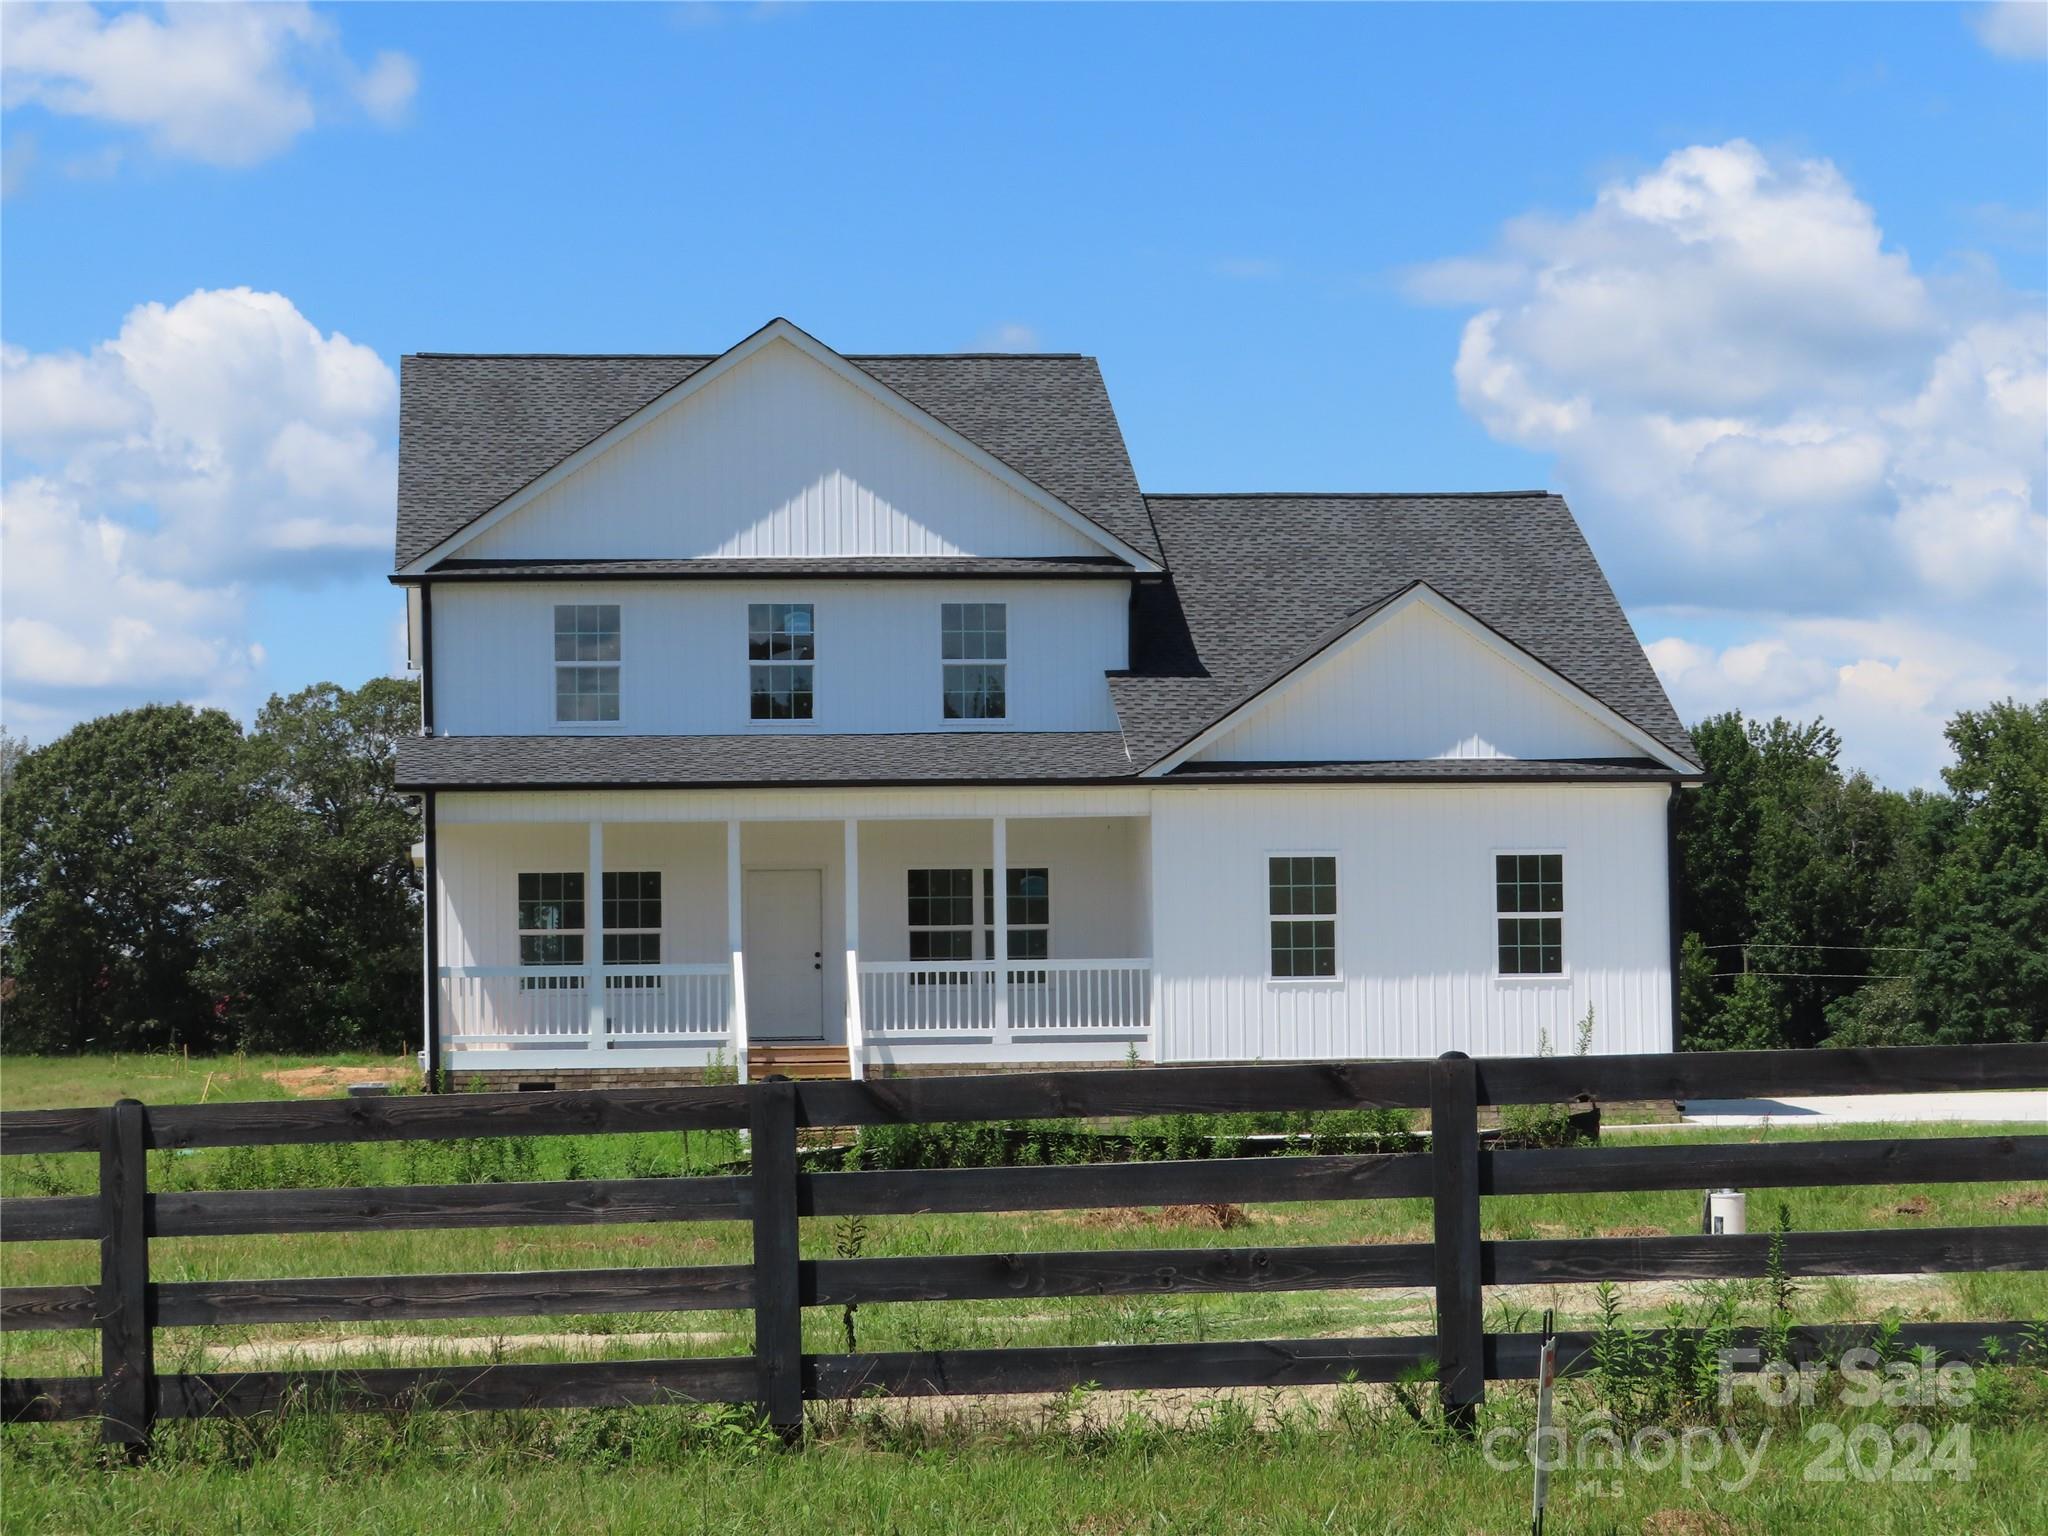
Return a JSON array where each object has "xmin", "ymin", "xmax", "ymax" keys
[
  {"xmin": 854, "ymin": 817, "xmax": 1146, "ymax": 961},
  {"xmin": 1191, "ymin": 600, "xmax": 1639, "ymax": 763},
  {"xmin": 463, "ymin": 338, "xmax": 1107, "ymax": 560},
  {"xmin": 433, "ymin": 579, "xmax": 1127, "ymax": 736},
  {"xmin": 1149, "ymin": 784, "xmax": 1673, "ymax": 1061},
  {"xmin": 436, "ymin": 821, "xmax": 726, "ymax": 969}
]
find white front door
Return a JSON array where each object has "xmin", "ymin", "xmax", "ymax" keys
[{"xmin": 744, "ymin": 868, "xmax": 826, "ymax": 1040}]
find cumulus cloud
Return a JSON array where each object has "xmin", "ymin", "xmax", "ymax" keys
[
  {"xmin": 973, "ymin": 323, "xmax": 1042, "ymax": 351},
  {"xmin": 1972, "ymin": 1, "xmax": 2048, "ymax": 59},
  {"xmin": 0, "ymin": 3, "xmax": 418, "ymax": 171},
  {"xmin": 1410, "ymin": 140, "xmax": 2047, "ymax": 784},
  {"xmin": 2, "ymin": 287, "xmax": 396, "ymax": 733}
]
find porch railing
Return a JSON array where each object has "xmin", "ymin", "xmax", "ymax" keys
[
  {"xmin": 857, "ymin": 958, "xmax": 1150, "ymax": 1041},
  {"xmin": 439, "ymin": 965, "xmax": 734, "ymax": 1052}
]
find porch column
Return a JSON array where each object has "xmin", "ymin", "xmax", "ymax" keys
[
  {"xmin": 843, "ymin": 819, "xmax": 864, "ymax": 1081},
  {"xmin": 728, "ymin": 819, "xmax": 749, "ymax": 1084},
  {"xmin": 587, "ymin": 821, "xmax": 606, "ymax": 1053},
  {"xmin": 991, "ymin": 815, "xmax": 1009, "ymax": 1043}
]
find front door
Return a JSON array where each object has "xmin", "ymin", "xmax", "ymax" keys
[{"xmin": 743, "ymin": 868, "xmax": 826, "ymax": 1040}]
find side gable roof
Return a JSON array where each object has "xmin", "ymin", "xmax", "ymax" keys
[
  {"xmin": 394, "ymin": 323, "xmax": 1161, "ymax": 570},
  {"xmin": 1144, "ymin": 581, "xmax": 1691, "ymax": 774},
  {"xmin": 1112, "ymin": 493, "xmax": 1701, "ymax": 772}
]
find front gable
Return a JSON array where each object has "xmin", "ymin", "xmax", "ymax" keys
[
  {"xmin": 422, "ymin": 324, "xmax": 1146, "ymax": 567},
  {"xmin": 1168, "ymin": 586, "xmax": 1672, "ymax": 769}
]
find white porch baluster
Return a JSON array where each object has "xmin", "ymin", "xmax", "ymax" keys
[
  {"xmin": 728, "ymin": 819, "xmax": 749, "ymax": 1084},
  {"xmin": 586, "ymin": 821, "xmax": 605, "ymax": 1053}
]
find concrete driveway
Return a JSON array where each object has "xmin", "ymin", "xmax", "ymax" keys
[{"xmin": 1670, "ymin": 1090, "xmax": 2047, "ymax": 1128}]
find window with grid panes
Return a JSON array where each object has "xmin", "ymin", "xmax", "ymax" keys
[
  {"xmin": 517, "ymin": 872, "xmax": 585, "ymax": 989},
  {"xmin": 1496, "ymin": 854, "xmax": 1564, "ymax": 974},
  {"xmin": 553, "ymin": 605, "xmax": 620, "ymax": 722},
  {"xmin": 748, "ymin": 603, "xmax": 815, "ymax": 720},
  {"xmin": 907, "ymin": 868, "xmax": 977, "ymax": 981},
  {"xmin": 601, "ymin": 871, "xmax": 662, "ymax": 986},
  {"xmin": 941, "ymin": 602, "xmax": 1006, "ymax": 719},
  {"xmin": 1268, "ymin": 856, "xmax": 1337, "ymax": 978}
]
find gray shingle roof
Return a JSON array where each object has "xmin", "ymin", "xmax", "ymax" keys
[
  {"xmin": 396, "ymin": 732, "xmax": 1135, "ymax": 790},
  {"xmin": 421, "ymin": 556, "xmax": 1132, "ymax": 582},
  {"xmin": 394, "ymin": 350, "xmax": 1159, "ymax": 568},
  {"xmin": 1112, "ymin": 494, "xmax": 1700, "ymax": 771}
]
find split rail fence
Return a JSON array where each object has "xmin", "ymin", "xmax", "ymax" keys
[{"xmin": 1, "ymin": 1043, "xmax": 2044, "ymax": 1450}]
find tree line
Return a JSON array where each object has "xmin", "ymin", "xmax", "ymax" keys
[{"xmin": 1, "ymin": 686, "xmax": 2041, "ymax": 1056}]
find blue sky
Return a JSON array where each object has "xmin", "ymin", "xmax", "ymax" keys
[{"xmin": 3, "ymin": 2, "xmax": 2043, "ymax": 785}]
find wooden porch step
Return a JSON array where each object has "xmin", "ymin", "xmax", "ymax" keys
[{"xmin": 749, "ymin": 1045, "xmax": 852, "ymax": 1080}]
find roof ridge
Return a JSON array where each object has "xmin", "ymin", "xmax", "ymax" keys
[
  {"xmin": 407, "ymin": 351, "xmax": 1091, "ymax": 361},
  {"xmin": 1144, "ymin": 489, "xmax": 1555, "ymax": 501}
]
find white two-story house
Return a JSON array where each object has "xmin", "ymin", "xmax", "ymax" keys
[{"xmin": 392, "ymin": 319, "xmax": 1703, "ymax": 1086}]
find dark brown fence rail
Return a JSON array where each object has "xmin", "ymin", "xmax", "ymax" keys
[{"xmin": 2, "ymin": 1045, "xmax": 2044, "ymax": 1449}]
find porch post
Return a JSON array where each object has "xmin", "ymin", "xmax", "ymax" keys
[
  {"xmin": 422, "ymin": 790, "xmax": 442, "ymax": 1091},
  {"xmin": 727, "ymin": 819, "xmax": 749, "ymax": 1084},
  {"xmin": 991, "ymin": 815, "xmax": 1009, "ymax": 1044},
  {"xmin": 586, "ymin": 821, "xmax": 606, "ymax": 1053},
  {"xmin": 843, "ymin": 819, "xmax": 864, "ymax": 1081}
]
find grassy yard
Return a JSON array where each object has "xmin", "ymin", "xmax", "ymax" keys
[{"xmin": 1, "ymin": 1052, "xmax": 2043, "ymax": 1532}]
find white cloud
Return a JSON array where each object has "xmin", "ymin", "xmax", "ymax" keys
[
  {"xmin": 2, "ymin": 287, "xmax": 396, "ymax": 735},
  {"xmin": 1411, "ymin": 141, "xmax": 2048, "ymax": 783},
  {"xmin": 0, "ymin": 3, "xmax": 418, "ymax": 171},
  {"xmin": 1972, "ymin": 1, "xmax": 2048, "ymax": 59}
]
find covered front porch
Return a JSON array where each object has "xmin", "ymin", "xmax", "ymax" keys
[{"xmin": 429, "ymin": 799, "xmax": 1153, "ymax": 1080}]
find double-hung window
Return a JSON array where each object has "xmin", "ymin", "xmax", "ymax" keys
[
  {"xmin": 984, "ymin": 866, "xmax": 1049, "ymax": 983},
  {"xmin": 601, "ymin": 870, "xmax": 662, "ymax": 988},
  {"xmin": 554, "ymin": 605, "xmax": 620, "ymax": 723},
  {"xmin": 1268, "ymin": 856, "xmax": 1337, "ymax": 979},
  {"xmin": 517, "ymin": 872, "xmax": 585, "ymax": 989},
  {"xmin": 749, "ymin": 603, "xmax": 815, "ymax": 720},
  {"xmin": 941, "ymin": 603, "xmax": 1006, "ymax": 720},
  {"xmin": 907, "ymin": 867, "xmax": 977, "ymax": 983},
  {"xmin": 1496, "ymin": 854, "xmax": 1564, "ymax": 975}
]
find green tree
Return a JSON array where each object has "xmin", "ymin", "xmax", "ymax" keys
[
  {"xmin": 0, "ymin": 705, "xmax": 245, "ymax": 1053},
  {"xmin": 195, "ymin": 679, "xmax": 422, "ymax": 1051},
  {"xmin": 1910, "ymin": 700, "xmax": 2048, "ymax": 1044}
]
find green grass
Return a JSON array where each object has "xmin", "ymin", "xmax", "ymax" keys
[
  {"xmin": 6, "ymin": 1375, "xmax": 2048, "ymax": 1535},
  {"xmin": 2, "ymin": 1053, "xmax": 2044, "ymax": 1532}
]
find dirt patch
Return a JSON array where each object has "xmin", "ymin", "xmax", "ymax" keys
[
  {"xmin": 1992, "ymin": 1190, "xmax": 2045, "ymax": 1212},
  {"xmin": 1641, "ymin": 1512, "xmax": 1735, "ymax": 1536},
  {"xmin": 267, "ymin": 1066, "xmax": 404, "ymax": 1098},
  {"xmin": 1877, "ymin": 1195, "xmax": 1934, "ymax": 1219},
  {"xmin": 1075, "ymin": 1203, "xmax": 1253, "ymax": 1232},
  {"xmin": 1599, "ymin": 1224, "xmax": 1669, "ymax": 1239}
]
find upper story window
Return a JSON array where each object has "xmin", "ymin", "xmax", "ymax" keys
[
  {"xmin": 1269, "ymin": 855, "xmax": 1337, "ymax": 979},
  {"xmin": 1496, "ymin": 854, "xmax": 1564, "ymax": 975},
  {"xmin": 749, "ymin": 603, "xmax": 815, "ymax": 721},
  {"xmin": 554, "ymin": 605, "xmax": 620, "ymax": 723},
  {"xmin": 942, "ymin": 602, "xmax": 1007, "ymax": 720}
]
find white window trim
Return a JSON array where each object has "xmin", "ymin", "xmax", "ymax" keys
[
  {"xmin": 746, "ymin": 601, "xmax": 822, "ymax": 730},
  {"xmin": 551, "ymin": 603, "xmax": 625, "ymax": 732},
  {"xmin": 939, "ymin": 602, "xmax": 1009, "ymax": 727},
  {"xmin": 1265, "ymin": 849, "xmax": 1343, "ymax": 985},
  {"xmin": 1492, "ymin": 847, "xmax": 1570, "ymax": 984},
  {"xmin": 517, "ymin": 870, "xmax": 587, "ymax": 987}
]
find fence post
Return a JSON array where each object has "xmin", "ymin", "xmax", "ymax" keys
[
  {"xmin": 97, "ymin": 1099, "xmax": 152, "ymax": 1456},
  {"xmin": 748, "ymin": 1079, "xmax": 804, "ymax": 1440},
  {"xmin": 1430, "ymin": 1052, "xmax": 1484, "ymax": 1433}
]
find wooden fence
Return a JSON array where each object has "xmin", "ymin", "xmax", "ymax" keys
[{"xmin": 1, "ymin": 1044, "xmax": 2044, "ymax": 1451}]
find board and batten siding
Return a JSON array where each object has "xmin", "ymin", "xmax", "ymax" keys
[
  {"xmin": 462, "ymin": 338, "xmax": 1108, "ymax": 561},
  {"xmin": 431, "ymin": 579, "xmax": 1127, "ymax": 736},
  {"xmin": 1148, "ymin": 784, "xmax": 1674, "ymax": 1062},
  {"xmin": 1190, "ymin": 600, "xmax": 1639, "ymax": 763}
]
